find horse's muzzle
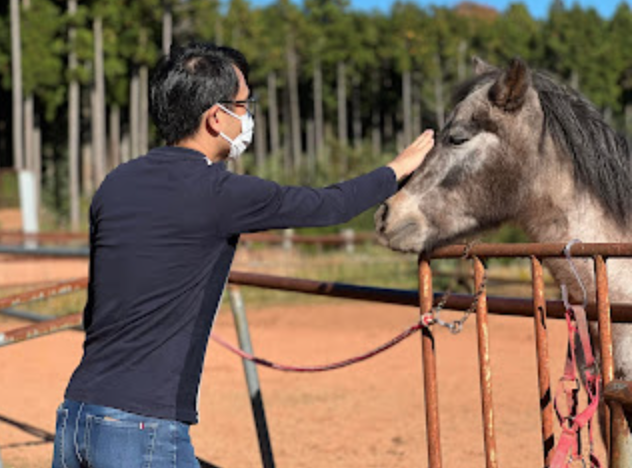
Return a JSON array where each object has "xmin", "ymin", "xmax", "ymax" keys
[{"xmin": 374, "ymin": 202, "xmax": 424, "ymax": 253}]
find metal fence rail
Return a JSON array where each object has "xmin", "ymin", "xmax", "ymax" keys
[{"xmin": 3, "ymin": 270, "xmax": 632, "ymax": 348}]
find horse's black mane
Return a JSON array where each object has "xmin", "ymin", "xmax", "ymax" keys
[{"xmin": 454, "ymin": 69, "xmax": 632, "ymax": 224}]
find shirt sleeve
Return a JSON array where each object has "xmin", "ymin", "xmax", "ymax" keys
[{"xmin": 214, "ymin": 166, "xmax": 398, "ymax": 236}]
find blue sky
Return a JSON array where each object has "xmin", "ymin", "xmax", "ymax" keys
[{"xmin": 249, "ymin": 0, "xmax": 626, "ymax": 19}]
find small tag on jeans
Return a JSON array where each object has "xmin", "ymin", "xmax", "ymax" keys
[{"xmin": 139, "ymin": 422, "xmax": 145, "ymax": 430}]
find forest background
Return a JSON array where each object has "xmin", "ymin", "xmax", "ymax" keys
[{"xmin": 1, "ymin": 0, "xmax": 631, "ymax": 236}]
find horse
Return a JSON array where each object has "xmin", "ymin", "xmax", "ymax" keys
[{"xmin": 375, "ymin": 57, "xmax": 632, "ymax": 451}]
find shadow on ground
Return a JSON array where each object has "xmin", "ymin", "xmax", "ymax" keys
[{"xmin": 0, "ymin": 414, "xmax": 55, "ymax": 449}]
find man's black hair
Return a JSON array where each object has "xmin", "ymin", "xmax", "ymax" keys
[{"xmin": 149, "ymin": 42, "xmax": 249, "ymax": 146}]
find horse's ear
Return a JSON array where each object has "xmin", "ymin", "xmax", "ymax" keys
[
  {"xmin": 488, "ymin": 57, "xmax": 531, "ymax": 112},
  {"xmin": 472, "ymin": 56, "xmax": 496, "ymax": 75}
]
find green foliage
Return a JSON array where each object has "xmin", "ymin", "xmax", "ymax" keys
[
  {"xmin": 0, "ymin": 14, "xmax": 9, "ymax": 88},
  {"xmin": 0, "ymin": 170, "xmax": 19, "ymax": 209},
  {"xmin": 20, "ymin": 0, "xmax": 65, "ymax": 121},
  {"xmin": 486, "ymin": 4, "xmax": 542, "ymax": 63},
  {"xmin": 608, "ymin": 3, "xmax": 632, "ymax": 118}
]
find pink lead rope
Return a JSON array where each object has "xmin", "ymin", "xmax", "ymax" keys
[{"xmin": 209, "ymin": 315, "xmax": 432, "ymax": 373}]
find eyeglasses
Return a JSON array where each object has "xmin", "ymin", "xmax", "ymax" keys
[{"xmin": 218, "ymin": 97, "xmax": 257, "ymax": 113}]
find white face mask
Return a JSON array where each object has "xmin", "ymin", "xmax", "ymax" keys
[{"xmin": 217, "ymin": 103, "xmax": 255, "ymax": 159}]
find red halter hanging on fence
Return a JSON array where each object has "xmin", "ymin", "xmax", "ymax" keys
[
  {"xmin": 550, "ymin": 304, "xmax": 602, "ymax": 468},
  {"xmin": 551, "ymin": 239, "xmax": 602, "ymax": 468}
]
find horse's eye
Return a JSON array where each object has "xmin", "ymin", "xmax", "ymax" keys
[{"xmin": 448, "ymin": 134, "xmax": 469, "ymax": 146}]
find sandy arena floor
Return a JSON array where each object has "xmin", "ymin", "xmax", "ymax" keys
[{"xmin": 0, "ymin": 298, "xmax": 607, "ymax": 468}]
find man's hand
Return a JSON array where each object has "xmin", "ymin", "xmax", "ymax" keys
[{"xmin": 387, "ymin": 129, "xmax": 435, "ymax": 181}]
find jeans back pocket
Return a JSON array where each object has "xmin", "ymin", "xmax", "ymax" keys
[{"xmin": 85, "ymin": 414, "xmax": 158, "ymax": 468}]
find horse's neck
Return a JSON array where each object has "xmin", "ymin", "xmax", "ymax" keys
[
  {"xmin": 521, "ymin": 148, "xmax": 632, "ymax": 381},
  {"xmin": 520, "ymin": 176, "xmax": 632, "ymax": 304}
]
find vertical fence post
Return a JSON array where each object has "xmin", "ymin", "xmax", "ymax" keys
[
  {"xmin": 608, "ymin": 401, "xmax": 632, "ymax": 468},
  {"xmin": 418, "ymin": 256, "xmax": 442, "ymax": 468},
  {"xmin": 595, "ymin": 255, "xmax": 614, "ymax": 437},
  {"xmin": 18, "ymin": 170, "xmax": 38, "ymax": 249},
  {"xmin": 342, "ymin": 228, "xmax": 355, "ymax": 254},
  {"xmin": 282, "ymin": 229, "xmax": 294, "ymax": 251},
  {"xmin": 473, "ymin": 256, "xmax": 498, "ymax": 468},
  {"xmin": 594, "ymin": 255, "xmax": 632, "ymax": 467},
  {"xmin": 227, "ymin": 286, "xmax": 276, "ymax": 468},
  {"xmin": 530, "ymin": 256, "xmax": 555, "ymax": 465}
]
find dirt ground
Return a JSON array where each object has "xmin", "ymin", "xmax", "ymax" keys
[
  {"xmin": 0, "ymin": 208, "xmax": 607, "ymax": 467},
  {"xmin": 0, "ymin": 299, "xmax": 608, "ymax": 468}
]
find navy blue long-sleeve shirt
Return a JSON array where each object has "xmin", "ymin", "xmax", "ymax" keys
[{"xmin": 65, "ymin": 146, "xmax": 398, "ymax": 424}]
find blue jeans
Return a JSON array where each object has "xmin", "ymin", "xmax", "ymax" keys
[{"xmin": 52, "ymin": 400, "xmax": 200, "ymax": 468}]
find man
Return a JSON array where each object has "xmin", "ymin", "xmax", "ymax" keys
[{"xmin": 52, "ymin": 42, "xmax": 434, "ymax": 467}]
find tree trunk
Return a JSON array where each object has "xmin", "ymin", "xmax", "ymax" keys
[
  {"xmin": 93, "ymin": 17, "xmax": 107, "ymax": 186},
  {"xmin": 625, "ymin": 104, "xmax": 632, "ymax": 136},
  {"xmin": 371, "ymin": 69, "xmax": 381, "ymax": 157},
  {"xmin": 383, "ymin": 72, "xmax": 393, "ymax": 143},
  {"xmin": 130, "ymin": 71, "xmax": 140, "ymax": 159},
  {"xmin": 109, "ymin": 105, "xmax": 121, "ymax": 170},
  {"xmin": 267, "ymin": 72, "xmax": 280, "ymax": 156},
  {"xmin": 352, "ymin": 79, "xmax": 362, "ymax": 150},
  {"xmin": 254, "ymin": 111, "xmax": 266, "ymax": 176},
  {"xmin": 68, "ymin": 0, "xmax": 80, "ymax": 231},
  {"xmin": 82, "ymin": 142, "xmax": 93, "ymax": 196},
  {"xmin": 11, "ymin": 0, "xmax": 24, "ymax": 171},
  {"xmin": 337, "ymin": 61, "xmax": 348, "ymax": 174},
  {"xmin": 33, "ymin": 121, "xmax": 41, "ymax": 210},
  {"xmin": 282, "ymin": 87, "xmax": 292, "ymax": 177},
  {"xmin": 306, "ymin": 119, "xmax": 315, "ymax": 182},
  {"xmin": 139, "ymin": 65, "xmax": 149, "ymax": 155},
  {"xmin": 313, "ymin": 59, "xmax": 324, "ymax": 160},
  {"xmin": 121, "ymin": 133, "xmax": 130, "ymax": 165},
  {"xmin": 90, "ymin": 87, "xmax": 98, "ymax": 190},
  {"xmin": 24, "ymin": 95, "xmax": 34, "ymax": 171},
  {"xmin": 458, "ymin": 40, "xmax": 467, "ymax": 81},
  {"xmin": 396, "ymin": 131, "xmax": 404, "ymax": 152},
  {"xmin": 413, "ymin": 70, "xmax": 422, "ymax": 137},
  {"xmin": 286, "ymin": 32, "xmax": 301, "ymax": 172},
  {"xmin": 402, "ymin": 69, "xmax": 412, "ymax": 146},
  {"xmin": 23, "ymin": 0, "xmax": 33, "ymax": 173},
  {"xmin": 336, "ymin": 61, "xmax": 348, "ymax": 148},
  {"xmin": 434, "ymin": 54, "xmax": 445, "ymax": 129},
  {"xmin": 162, "ymin": 4, "xmax": 173, "ymax": 55}
]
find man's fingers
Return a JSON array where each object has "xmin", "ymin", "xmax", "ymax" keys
[
  {"xmin": 414, "ymin": 136, "xmax": 434, "ymax": 151},
  {"xmin": 415, "ymin": 129, "xmax": 434, "ymax": 142},
  {"xmin": 411, "ymin": 131, "xmax": 434, "ymax": 149}
]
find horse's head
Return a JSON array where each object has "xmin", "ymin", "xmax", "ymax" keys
[{"xmin": 376, "ymin": 57, "xmax": 546, "ymax": 254}]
